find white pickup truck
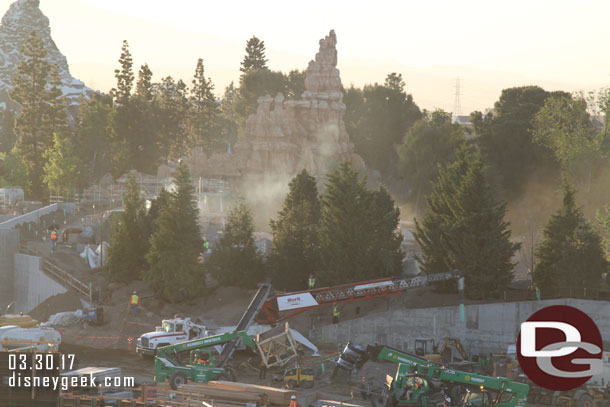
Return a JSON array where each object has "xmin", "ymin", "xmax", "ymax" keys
[{"xmin": 136, "ymin": 317, "xmax": 210, "ymax": 358}]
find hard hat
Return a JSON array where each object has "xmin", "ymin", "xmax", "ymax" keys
[
  {"xmin": 291, "ymin": 395, "xmax": 296, "ymax": 400},
  {"xmin": 133, "ymin": 291, "xmax": 137, "ymax": 294}
]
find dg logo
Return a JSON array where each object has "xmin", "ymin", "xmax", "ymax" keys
[{"xmin": 517, "ymin": 305, "xmax": 603, "ymax": 391}]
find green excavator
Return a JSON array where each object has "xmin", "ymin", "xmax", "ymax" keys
[{"xmin": 333, "ymin": 343, "xmax": 529, "ymax": 407}]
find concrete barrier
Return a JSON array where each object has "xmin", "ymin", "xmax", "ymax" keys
[
  {"xmin": 309, "ymin": 299, "xmax": 610, "ymax": 355},
  {"xmin": 13, "ymin": 253, "xmax": 67, "ymax": 313},
  {"xmin": 0, "ymin": 203, "xmax": 76, "ymax": 230},
  {"xmin": 0, "ymin": 229, "xmax": 19, "ymax": 305}
]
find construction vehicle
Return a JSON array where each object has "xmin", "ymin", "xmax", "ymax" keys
[
  {"xmin": 136, "ymin": 317, "xmax": 211, "ymax": 358},
  {"xmin": 155, "ymin": 329, "xmax": 255, "ymax": 389},
  {"xmin": 334, "ymin": 343, "xmax": 528, "ymax": 407},
  {"xmin": 155, "ymin": 283, "xmax": 276, "ymax": 390},
  {"xmin": 255, "ymin": 270, "xmax": 464, "ymax": 324},
  {"xmin": 0, "ymin": 325, "xmax": 61, "ymax": 352},
  {"xmin": 0, "ymin": 314, "xmax": 38, "ymax": 328},
  {"xmin": 283, "ymin": 367, "xmax": 314, "ymax": 389},
  {"xmin": 417, "ymin": 337, "xmax": 493, "ymax": 374}
]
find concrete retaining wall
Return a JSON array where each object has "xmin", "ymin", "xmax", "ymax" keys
[
  {"xmin": 0, "ymin": 203, "xmax": 76, "ymax": 229},
  {"xmin": 0, "ymin": 229, "xmax": 19, "ymax": 306},
  {"xmin": 309, "ymin": 299, "xmax": 610, "ymax": 355},
  {"xmin": 13, "ymin": 253, "xmax": 66, "ymax": 313}
]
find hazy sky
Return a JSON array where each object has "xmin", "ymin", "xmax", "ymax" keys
[{"xmin": 6, "ymin": 0, "xmax": 610, "ymax": 113}]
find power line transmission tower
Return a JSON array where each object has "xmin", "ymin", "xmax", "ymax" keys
[{"xmin": 453, "ymin": 77, "xmax": 463, "ymax": 122}]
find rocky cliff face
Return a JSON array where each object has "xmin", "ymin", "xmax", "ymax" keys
[
  {"xmin": 183, "ymin": 30, "xmax": 364, "ymax": 181},
  {"xmin": 0, "ymin": 0, "xmax": 90, "ymax": 109}
]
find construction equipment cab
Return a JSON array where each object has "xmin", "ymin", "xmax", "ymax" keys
[
  {"xmin": 284, "ymin": 367, "xmax": 314, "ymax": 389},
  {"xmin": 136, "ymin": 317, "xmax": 209, "ymax": 358}
]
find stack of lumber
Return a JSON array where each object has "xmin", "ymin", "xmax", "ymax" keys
[{"xmin": 174, "ymin": 381, "xmax": 296, "ymax": 407}]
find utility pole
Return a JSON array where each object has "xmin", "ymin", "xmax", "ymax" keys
[{"xmin": 453, "ymin": 77, "xmax": 462, "ymax": 122}]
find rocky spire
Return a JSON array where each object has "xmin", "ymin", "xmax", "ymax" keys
[
  {"xmin": 302, "ymin": 30, "xmax": 343, "ymax": 101},
  {"xmin": 0, "ymin": 0, "xmax": 90, "ymax": 108}
]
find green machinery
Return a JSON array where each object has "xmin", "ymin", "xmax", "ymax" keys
[
  {"xmin": 334, "ymin": 343, "xmax": 529, "ymax": 407},
  {"xmin": 155, "ymin": 330, "xmax": 257, "ymax": 390}
]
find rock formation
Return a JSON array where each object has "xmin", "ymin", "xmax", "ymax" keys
[
  {"xmin": 188, "ymin": 30, "xmax": 364, "ymax": 181},
  {"xmin": 0, "ymin": 0, "xmax": 90, "ymax": 109}
]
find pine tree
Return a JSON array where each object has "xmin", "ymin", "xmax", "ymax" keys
[
  {"xmin": 43, "ymin": 132, "xmax": 80, "ymax": 198},
  {"xmin": 218, "ymin": 82, "xmax": 239, "ymax": 151},
  {"xmin": 10, "ymin": 30, "xmax": 52, "ymax": 198},
  {"xmin": 135, "ymin": 63, "xmax": 153, "ymax": 102},
  {"xmin": 111, "ymin": 40, "xmax": 134, "ymax": 106},
  {"xmin": 145, "ymin": 165, "xmax": 205, "ymax": 301},
  {"xmin": 368, "ymin": 186, "xmax": 404, "ymax": 277},
  {"xmin": 44, "ymin": 65, "xmax": 69, "ymax": 138},
  {"xmin": 319, "ymin": 163, "xmax": 369, "ymax": 284},
  {"xmin": 207, "ymin": 199, "xmax": 263, "ymax": 288},
  {"xmin": 105, "ymin": 175, "xmax": 147, "ymax": 282},
  {"xmin": 414, "ymin": 146, "xmax": 519, "ymax": 299},
  {"xmin": 533, "ymin": 182, "xmax": 608, "ymax": 296},
  {"xmin": 240, "ymin": 36, "xmax": 268, "ymax": 73},
  {"xmin": 269, "ymin": 169, "xmax": 321, "ymax": 290},
  {"xmin": 188, "ymin": 58, "xmax": 220, "ymax": 153},
  {"xmin": 0, "ymin": 147, "xmax": 30, "ymax": 192},
  {"xmin": 157, "ymin": 76, "xmax": 190, "ymax": 160}
]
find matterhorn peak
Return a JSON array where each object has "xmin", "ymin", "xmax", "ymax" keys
[{"xmin": 0, "ymin": 0, "xmax": 90, "ymax": 108}]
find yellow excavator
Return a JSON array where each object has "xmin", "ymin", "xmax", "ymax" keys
[{"xmin": 414, "ymin": 337, "xmax": 469, "ymax": 363}]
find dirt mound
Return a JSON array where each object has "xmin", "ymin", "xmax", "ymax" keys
[{"xmin": 29, "ymin": 290, "xmax": 84, "ymax": 322}]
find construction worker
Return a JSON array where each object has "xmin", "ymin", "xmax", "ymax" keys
[
  {"xmin": 332, "ymin": 303, "xmax": 340, "ymax": 324},
  {"xmin": 290, "ymin": 395, "xmax": 299, "ymax": 407},
  {"xmin": 308, "ymin": 274, "xmax": 316, "ymax": 290},
  {"xmin": 129, "ymin": 291, "xmax": 140, "ymax": 314},
  {"xmin": 202, "ymin": 236, "xmax": 210, "ymax": 252},
  {"xmin": 50, "ymin": 228, "xmax": 58, "ymax": 250}
]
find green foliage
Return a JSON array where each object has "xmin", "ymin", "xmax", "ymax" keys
[
  {"xmin": 10, "ymin": 30, "xmax": 63, "ymax": 198},
  {"xmin": 285, "ymin": 70, "xmax": 305, "ymax": 99},
  {"xmin": 319, "ymin": 162, "xmax": 403, "ymax": 285},
  {"xmin": 188, "ymin": 58, "xmax": 221, "ymax": 153},
  {"xmin": 595, "ymin": 206, "xmax": 610, "ymax": 262},
  {"xmin": 207, "ymin": 199, "xmax": 264, "ymax": 288},
  {"xmin": 396, "ymin": 109, "xmax": 465, "ymax": 213},
  {"xmin": 43, "ymin": 132, "xmax": 81, "ymax": 196},
  {"xmin": 414, "ymin": 146, "xmax": 519, "ymax": 299},
  {"xmin": 136, "ymin": 63, "xmax": 153, "ymax": 102},
  {"xmin": 235, "ymin": 68, "xmax": 286, "ymax": 125},
  {"xmin": 74, "ymin": 93, "xmax": 115, "ymax": 183},
  {"xmin": 533, "ymin": 182, "xmax": 608, "ymax": 295},
  {"xmin": 344, "ymin": 74, "xmax": 421, "ymax": 173},
  {"xmin": 156, "ymin": 76, "xmax": 190, "ymax": 160},
  {"xmin": 472, "ymin": 86, "xmax": 563, "ymax": 198},
  {"xmin": 0, "ymin": 109, "xmax": 16, "ymax": 153},
  {"xmin": 145, "ymin": 165, "xmax": 205, "ymax": 301},
  {"xmin": 105, "ymin": 175, "xmax": 148, "ymax": 283},
  {"xmin": 218, "ymin": 82, "xmax": 239, "ymax": 152},
  {"xmin": 269, "ymin": 169, "xmax": 321, "ymax": 291},
  {"xmin": 240, "ymin": 36, "xmax": 268, "ymax": 73},
  {"xmin": 533, "ymin": 94, "xmax": 603, "ymax": 182},
  {"xmin": 0, "ymin": 147, "xmax": 30, "ymax": 192},
  {"xmin": 111, "ymin": 40, "xmax": 134, "ymax": 106}
]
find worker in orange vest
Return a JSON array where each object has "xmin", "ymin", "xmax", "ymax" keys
[
  {"xmin": 290, "ymin": 395, "xmax": 299, "ymax": 407},
  {"xmin": 50, "ymin": 229, "xmax": 58, "ymax": 250}
]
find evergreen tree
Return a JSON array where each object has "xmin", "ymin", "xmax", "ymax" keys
[
  {"xmin": 269, "ymin": 169, "xmax": 321, "ymax": 290},
  {"xmin": 285, "ymin": 70, "xmax": 305, "ymax": 99},
  {"xmin": 145, "ymin": 165, "xmax": 204, "ymax": 301},
  {"xmin": 75, "ymin": 93, "xmax": 115, "ymax": 183},
  {"xmin": 44, "ymin": 65, "xmax": 69, "ymax": 138},
  {"xmin": 218, "ymin": 82, "xmax": 239, "ymax": 151},
  {"xmin": 414, "ymin": 146, "xmax": 519, "ymax": 299},
  {"xmin": 235, "ymin": 68, "xmax": 286, "ymax": 125},
  {"xmin": 207, "ymin": 200, "xmax": 263, "ymax": 288},
  {"xmin": 111, "ymin": 40, "xmax": 134, "ymax": 106},
  {"xmin": 188, "ymin": 58, "xmax": 221, "ymax": 153},
  {"xmin": 43, "ymin": 132, "xmax": 80, "ymax": 198},
  {"xmin": 105, "ymin": 175, "xmax": 147, "ymax": 282},
  {"xmin": 157, "ymin": 76, "xmax": 190, "ymax": 159},
  {"xmin": 240, "ymin": 36, "xmax": 268, "ymax": 73},
  {"xmin": 0, "ymin": 109, "xmax": 16, "ymax": 153},
  {"xmin": 368, "ymin": 186, "xmax": 404, "ymax": 277},
  {"xmin": 136, "ymin": 63, "xmax": 153, "ymax": 102},
  {"xmin": 10, "ymin": 30, "xmax": 53, "ymax": 198},
  {"xmin": 319, "ymin": 162, "xmax": 402, "ymax": 284},
  {"xmin": 533, "ymin": 182, "xmax": 608, "ymax": 296}
]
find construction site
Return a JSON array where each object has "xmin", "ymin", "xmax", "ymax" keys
[{"xmin": 0, "ymin": 195, "xmax": 608, "ymax": 407}]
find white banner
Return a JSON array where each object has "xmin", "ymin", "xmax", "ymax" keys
[
  {"xmin": 354, "ymin": 281, "xmax": 394, "ymax": 291},
  {"xmin": 277, "ymin": 293, "xmax": 319, "ymax": 311}
]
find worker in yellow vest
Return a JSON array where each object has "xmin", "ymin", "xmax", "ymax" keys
[
  {"xmin": 129, "ymin": 291, "xmax": 140, "ymax": 314},
  {"xmin": 308, "ymin": 274, "xmax": 316, "ymax": 290},
  {"xmin": 50, "ymin": 229, "xmax": 58, "ymax": 250},
  {"xmin": 332, "ymin": 303, "xmax": 340, "ymax": 324}
]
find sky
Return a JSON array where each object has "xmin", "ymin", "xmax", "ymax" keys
[{"xmin": 5, "ymin": 0, "xmax": 610, "ymax": 113}]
